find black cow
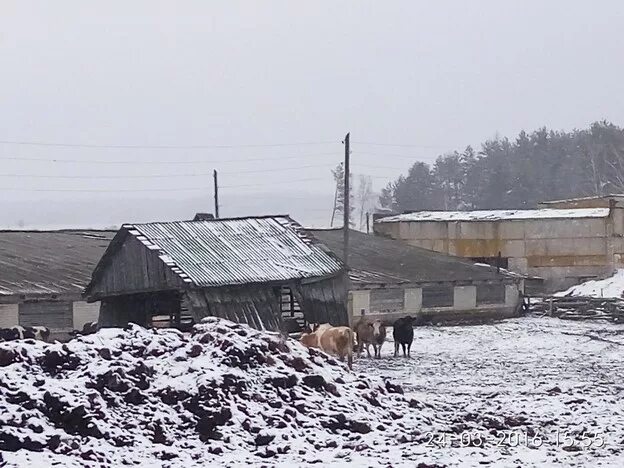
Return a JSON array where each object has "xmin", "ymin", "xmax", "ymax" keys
[
  {"xmin": 0, "ymin": 326, "xmax": 50, "ymax": 342},
  {"xmin": 393, "ymin": 316, "xmax": 416, "ymax": 357}
]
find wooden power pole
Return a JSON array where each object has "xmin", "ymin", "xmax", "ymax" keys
[
  {"xmin": 343, "ymin": 132, "xmax": 350, "ymax": 267},
  {"xmin": 213, "ymin": 169, "xmax": 220, "ymax": 219}
]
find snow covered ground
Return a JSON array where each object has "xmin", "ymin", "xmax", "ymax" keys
[
  {"xmin": 357, "ymin": 317, "xmax": 624, "ymax": 467},
  {"xmin": 555, "ymin": 269, "xmax": 624, "ymax": 299},
  {"xmin": 2, "ymin": 317, "xmax": 624, "ymax": 467}
]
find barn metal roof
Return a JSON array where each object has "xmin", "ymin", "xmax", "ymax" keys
[
  {"xmin": 376, "ymin": 208, "xmax": 609, "ymax": 223},
  {"xmin": 113, "ymin": 216, "xmax": 344, "ymax": 288},
  {"xmin": 0, "ymin": 230, "xmax": 116, "ymax": 297},
  {"xmin": 308, "ymin": 228, "xmax": 517, "ymax": 285}
]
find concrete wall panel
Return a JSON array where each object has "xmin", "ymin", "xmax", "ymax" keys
[
  {"xmin": 350, "ymin": 290, "xmax": 370, "ymax": 317},
  {"xmin": 0, "ymin": 304, "xmax": 18, "ymax": 328},
  {"xmin": 404, "ymin": 288, "xmax": 422, "ymax": 314},
  {"xmin": 458, "ymin": 222, "xmax": 497, "ymax": 240},
  {"xmin": 72, "ymin": 301, "xmax": 100, "ymax": 330},
  {"xmin": 505, "ymin": 284, "xmax": 520, "ymax": 306},
  {"xmin": 499, "ymin": 221, "xmax": 525, "ymax": 240},
  {"xmin": 453, "ymin": 286, "xmax": 476, "ymax": 310},
  {"xmin": 508, "ymin": 257, "xmax": 528, "ymax": 274},
  {"xmin": 501, "ymin": 240, "xmax": 525, "ymax": 257},
  {"xmin": 524, "ymin": 219, "xmax": 606, "ymax": 239}
]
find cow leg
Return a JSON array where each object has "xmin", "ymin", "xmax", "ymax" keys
[
  {"xmin": 407, "ymin": 343, "xmax": 412, "ymax": 358},
  {"xmin": 365, "ymin": 343, "xmax": 371, "ymax": 358},
  {"xmin": 402, "ymin": 343, "xmax": 407, "ymax": 357},
  {"xmin": 394, "ymin": 341, "xmax": 399, "ymax": 357}
]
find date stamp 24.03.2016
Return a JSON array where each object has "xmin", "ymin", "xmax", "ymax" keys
[{"xmin": 425, "ymin": 430, "xmax": 607, "ymax": 450}]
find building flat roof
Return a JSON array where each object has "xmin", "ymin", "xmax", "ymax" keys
[
  {"xmin": 0, "ymin": 230, "xmax": 116, "ymax": 297},
  {"xmin": 308, "ymin": 228, "xmax": 514, "ymax": 285},
  {"xmin": 376, "ymin": 208, "xmax": 610, "ymax": 223}
]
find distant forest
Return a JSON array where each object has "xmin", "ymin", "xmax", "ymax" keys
[{"xmin": 378, "ymin": 121, "xmax": 624, "ymax": 212}]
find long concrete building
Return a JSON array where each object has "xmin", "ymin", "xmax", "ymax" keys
[
  {"xmin": 309, "ymin": 228, "xmax": 522, "ymax": 324},
  {"xmin": 374, "ymin": 195, "xmax": 624, "ymax": 292}
]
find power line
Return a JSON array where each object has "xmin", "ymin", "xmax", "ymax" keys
[
  {"xmin": 355, "ymin": 151, "xmax": 437, "ymax": 160},
  {"xmin": 220, "ymin": 177, "xmax": 326, "ymax": 189},
  {"xmin": 356, "ymin": 163, "xmax": 410, "ymax": 171},
  {"xmin": 0, "ymin": 152, "xmax": 339, "ymax": 165},
  {"xmin": 354, "ymin": 141, "xmax": 451, "ymax": 149},
  {"xmin": 0, "ymin": 163, "xmax": 335, "ymax": 179},
  {"xmin": 0, "ymin": 187, "xmax": 206, "ymax": 193},
  {"xmin": 0, "ymin": 139, "xmax": 337, "ymax": 149}
]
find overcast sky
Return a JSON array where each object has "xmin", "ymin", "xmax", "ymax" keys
[{"xmin": 1, "ymin": 1, "xmax": 624, "ymax": 228}]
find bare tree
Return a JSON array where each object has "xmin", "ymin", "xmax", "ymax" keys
[
  {"xmin": 330, "ymin": 163, "xmax": 354, "ymax": 227},
  {"xmin": 356, "ymin": 175, "xmax": 375, "ymax": 231}
]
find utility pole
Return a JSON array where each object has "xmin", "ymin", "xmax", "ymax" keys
[
  {"xmin": 343, "ymin": 132, "xmax": 350, "ymax": 267},
  {"xmin": 213, "ymin": 170, "xmax": 220, "ymax": 219}
]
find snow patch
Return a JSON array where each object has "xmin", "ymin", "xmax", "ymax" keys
[{"xmin": 554, "ymin": 269, "xmax": 624, "ymax": 298}]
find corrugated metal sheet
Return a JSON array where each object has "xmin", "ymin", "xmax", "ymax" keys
[
  {"xmin": 309, "ymin": 228, "xmax": 514, "ymax": 285},
  {"xmin": 0, "ymin": 230, "xmax": 116, "ymax": 297},
  {"xmin": 125, "ymin": 216, "xmax": 343, "ymax": 288}
]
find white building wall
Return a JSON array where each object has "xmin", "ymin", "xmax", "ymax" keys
[
  {"xmin": 72, "ymin": 301, "xmax": 100, "ymax": 329},
  {"xmin": 0, "ymin": 304, "xmax": 19, "ymax": 328},
  {"xmin": 453, "ymin": 286, "xmax": 477, "ymax": 310},
  {"xmin": 505, "ymin": 285, "xmax": 520, "ymax": 306},
  {"xmin": 404, "ymin": 288, "xmax": 422, "ymax": 314},
  {"xmin": 350, "ymin": 290, "xmax": 370, "ymax": 317}
]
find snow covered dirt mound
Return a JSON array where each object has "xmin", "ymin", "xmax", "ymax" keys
[
  {"xmin": 555, "ymin": 269, "xmax": 624, "ymax": 298},
  {"xmin": 0, "ymin": 318, "xmax": 432, "ymax": 467}
]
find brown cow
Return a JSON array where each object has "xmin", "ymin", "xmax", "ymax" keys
[
  {"xmin": 353, "ymin": 318, "xmax": 374, "ymax": 358},
  {"xmin": 300, "ymin": 323, "xmax": 354, "ymax": 369},
  {"xmin": 354, "ymin": 318, "xmax": 386, "ymax": 358}
]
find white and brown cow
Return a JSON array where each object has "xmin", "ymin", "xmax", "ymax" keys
[
  {"xmin": 353, "ymin": 318, "xmax": 386, "ymax": 358},
  {"xmin": 0, "ymin": 326, "xmax": 50, "ymax": 342},
  {"xmin": 300, "ymin": 323, "xmax": 354, "ymax": 369}
]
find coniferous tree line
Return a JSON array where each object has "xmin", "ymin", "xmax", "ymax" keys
[{"xmin": 378, "ymin": 121, "xmax": 624, "ymax": 212}]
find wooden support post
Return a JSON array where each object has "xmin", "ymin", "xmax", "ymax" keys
[
  {"xmin": 343, "ymin": 132, "xmax": 350, "ymax": 266},
  {"xmin": 213, "ymin": 170, "xmax": 220, "ymax": 219}
]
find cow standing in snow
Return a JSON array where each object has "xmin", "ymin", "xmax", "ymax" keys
[
  {"xmin": 0, "ymin": 326, "xmax": 50, "ymax": 342},
  {"xmin": 300, "ymin": 323, "xmax": 354, "ymax": 369},
  {"xmin": 354, "ymin": 318, "xmax": 387, "ymax": 358},
  {"xmin": 370, "ymin": 320, "xmax": 387, "ymax": 358},
  {"xmin": 393, "ymin": 316, "xmax": 416, "ymax": 357}
]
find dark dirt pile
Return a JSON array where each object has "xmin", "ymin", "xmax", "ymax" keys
[{"xmin": 0, "ymin": 318, "xmax": 433, "ymax": 467}]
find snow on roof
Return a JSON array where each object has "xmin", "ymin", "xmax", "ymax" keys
[
  {"xmin": 539, "ymin": 194, "xmax": 624, "ymax": 205},
  {"xmin": 376, "ymin": 208, "xmax": 610, "ymax": 223},
  {"xmin": 554, "ymin": 269, "xmax": 624, "ymax": 299},
  {"xmin": 94, "ymin": 216, "xmax": 343, "ymax": 289}
]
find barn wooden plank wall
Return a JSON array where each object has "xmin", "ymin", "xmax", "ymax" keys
[{"xmin": 88, "ymin": 234, "xmax": 184, "ymax": 300}]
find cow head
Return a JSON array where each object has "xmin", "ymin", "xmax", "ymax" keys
[
  {"xmin": 300, "ymin": 332, "xmax": 318, "ymax": 348},
  {"xmin": 371, "ymin": 320, "xmax": 384, "ymax": 338}
]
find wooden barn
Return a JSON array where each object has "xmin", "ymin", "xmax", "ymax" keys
[{"xmin": 84, "ymin": 215, "xmax": 348, "ymax": 331}]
